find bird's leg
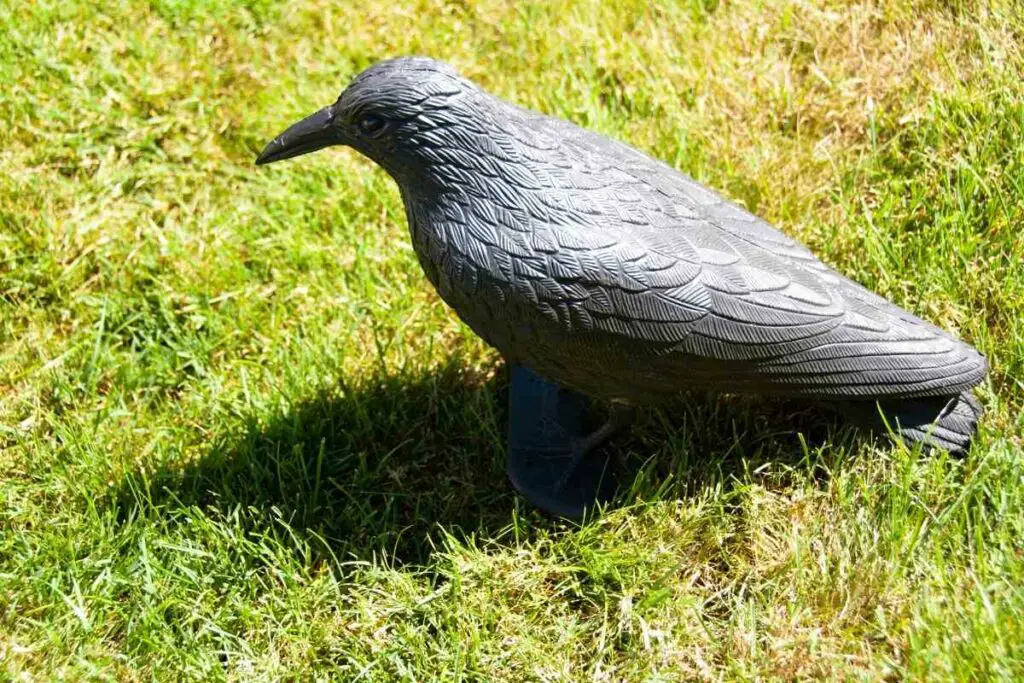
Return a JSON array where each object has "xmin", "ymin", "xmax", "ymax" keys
[
  {"xmin": 549, "ymin": 401, "xmax": 636, "ymax": 490},
  {"xmin": 505, "ymin": 364, "xmax": 635, "ymax": 519}
]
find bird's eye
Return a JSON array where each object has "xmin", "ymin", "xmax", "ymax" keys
[{"xmin": 358, "ymin": 115, "xmax": 388, "ymax": 137}]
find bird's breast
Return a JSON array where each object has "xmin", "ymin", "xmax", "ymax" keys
[{"xmin": 403, "ymin": 195, "xmax": 549, "ymax": 355}]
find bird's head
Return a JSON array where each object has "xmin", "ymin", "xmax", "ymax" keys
[{"xmin": 256, "ymin": 57, "xmax": 490, "ymax": 185}]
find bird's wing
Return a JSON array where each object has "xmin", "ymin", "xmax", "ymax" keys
[{"xmin": 477, "ymin": 111, "xmax": 986, "ymax": 399}]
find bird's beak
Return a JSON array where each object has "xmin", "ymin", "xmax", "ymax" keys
[{"xmin": 255, "ymin": 105, "xmax": 342, "ymax": 165}]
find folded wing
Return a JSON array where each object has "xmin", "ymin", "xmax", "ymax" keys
[{"xmin": 497, "ymin": 112, "xmax": 987, "ymax": 399}]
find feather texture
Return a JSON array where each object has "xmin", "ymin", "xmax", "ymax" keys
[{"xmin": 333, "ymin": 57, "xmax": 987, "ymax": 404}]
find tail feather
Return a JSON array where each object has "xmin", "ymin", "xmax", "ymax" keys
[{"xmin": 844, "ymin": 391, "xmax": 982, "ymax": 456}]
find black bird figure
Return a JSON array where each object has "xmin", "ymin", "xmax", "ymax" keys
[{"xmin": 257, "ymin": 57, "xmax": 986, "ymax": 519}]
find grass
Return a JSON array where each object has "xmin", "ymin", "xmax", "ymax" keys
[{"xmin": 2, "ymin": 0, "xmax": 1023, "ymax": 679}]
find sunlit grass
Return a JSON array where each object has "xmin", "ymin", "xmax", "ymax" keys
[{"xmin": 2, "ymin": 0, "xmax": 1022, "ymax": 679}]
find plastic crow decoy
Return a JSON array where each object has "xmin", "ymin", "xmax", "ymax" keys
[{"xmin": 257, "ymin": 57, "xmax": 987, "ymax": 519}]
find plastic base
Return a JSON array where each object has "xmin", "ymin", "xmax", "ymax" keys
[{"xmin": 505, "ymin": 364, "xmax": 619, "ymax": 520}]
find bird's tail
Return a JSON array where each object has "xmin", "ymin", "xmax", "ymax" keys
[{"xmin": 842, "ymin": 391, "xmax": 982, "ymax": 456}]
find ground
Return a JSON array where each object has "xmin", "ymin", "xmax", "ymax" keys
[{"xmin": 2, "ymin": 0, "xmax": 1023, "ymax": 680}]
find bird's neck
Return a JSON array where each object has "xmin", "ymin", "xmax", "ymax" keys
[{"xmin": 381, "ymin": 112, "xmax": 523, "ymax": 197}]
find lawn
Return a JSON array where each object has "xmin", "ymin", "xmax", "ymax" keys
[{"xmin": 2, "ymin": 0, "xmax": 1023, "ymax": 679}]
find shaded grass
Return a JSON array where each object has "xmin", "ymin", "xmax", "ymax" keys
[{"xmin": 2, "ymin": 0, "xmax": 1023, "ymax": 679}]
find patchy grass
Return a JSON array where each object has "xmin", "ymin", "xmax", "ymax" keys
[{"xmin": 2, "ymin": 0, "xmax": 1023, "ymax": 679}]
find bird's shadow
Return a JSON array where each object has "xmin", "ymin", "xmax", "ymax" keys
[{"xmin": 110, "ymin": 359, "xmax": 867, "ymax": 567}]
